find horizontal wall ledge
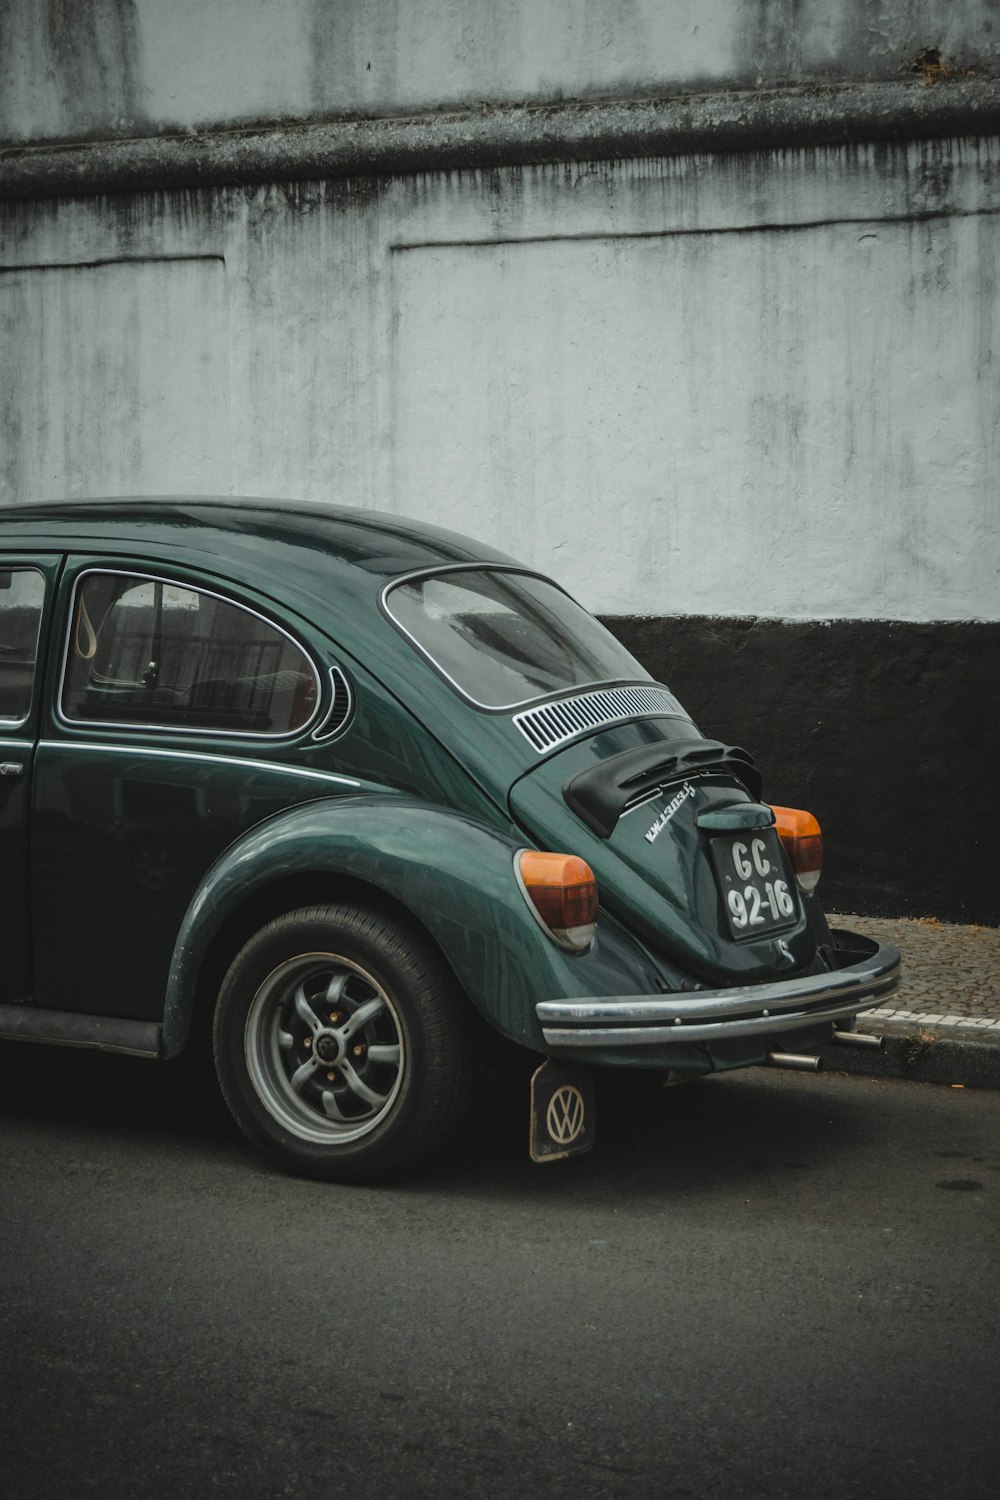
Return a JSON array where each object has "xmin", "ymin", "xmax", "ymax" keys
[{"xmin": 3, "ymin": 76, "xmax": 1000, "ymax": 201}]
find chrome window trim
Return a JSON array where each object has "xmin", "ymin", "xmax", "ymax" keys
[
  {"xmin": 57, "ymin": 566, "xmax": 324, "ymax": 741},
  {"xmin": 311, "ymin": 664, "xmax": 354, "ymax": 742},
  {"xmin": 380, "ymin": 564, "xmax": 650, "ymax": 713},
  {"xmin": 38, "ymin": 739, "xmax": 361, "ymax": 789}
]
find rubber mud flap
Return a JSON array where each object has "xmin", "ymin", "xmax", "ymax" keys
[{"xmin": 530, "ymin": 1060, "xmax": 596, "ymax": 1163}]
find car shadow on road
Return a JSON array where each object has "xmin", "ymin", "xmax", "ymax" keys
[
  {"xmin": 0, "ymin": 1038, "xmax": 239, "ymax": 1157},
  {"xmin": 0, "ymin": 1039, "xmax": 876, "ymax": 1201},
  {"xmin": 416, "ymin": 1064, "xmax": 877, "ymax": 1203}
]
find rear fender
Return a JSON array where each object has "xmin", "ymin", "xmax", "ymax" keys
[{"xmin": 161, "ymin": 795, "xmax": 674, "ymax": 1057}]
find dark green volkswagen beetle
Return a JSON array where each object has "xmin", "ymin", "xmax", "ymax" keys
[{"xmin": 0, "ymin": 499, "xmax": 899, "ymax": 1180}]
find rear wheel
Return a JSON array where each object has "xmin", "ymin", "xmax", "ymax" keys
[{"xmin": 213, "ymin": 904, "xmax": 475, "ymax": 1182}]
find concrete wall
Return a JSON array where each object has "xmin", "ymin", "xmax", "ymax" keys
[
  {"xmin": 0, "ymin": 257, "xmax": 233, "ymax": 498},
  {"xmin": 3, "ymin": 142, "xmax": 997, "ymax": 623},
  {"xmin": 391, "ymin": 200, "xmax": 999, "ymax": 622},
  {"xmin": 2, "ymin": 0, "xmax": 998, "ymax": 144}
]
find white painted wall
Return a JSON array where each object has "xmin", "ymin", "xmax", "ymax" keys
[
  {"xmin": 2, "ymin": 139, "xmax": 997, "ymax": 622},
  {"xmin": 391, "ymin": 216, "xmax": 999, "ymax": 620},
  {"xmin": 0, "ymin": 258, "xmax": 233, "ymax": 502},
  {"xmin": 2, "ymin": 1, "xmax": 997, "ymax": 144}
]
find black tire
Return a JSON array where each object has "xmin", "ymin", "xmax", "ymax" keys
[{"xmin": 213, "ymin": 904, "xmax": 475, "ymax": 1182}]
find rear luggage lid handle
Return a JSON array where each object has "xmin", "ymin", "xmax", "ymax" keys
[{"xmin": 696, "ymin": 803, "xmax": 775, "ymax": 832}]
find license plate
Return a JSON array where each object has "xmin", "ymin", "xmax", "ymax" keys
[{"xmin": 709, "ymin": 828, "xmax": 798, "ymax": 940}]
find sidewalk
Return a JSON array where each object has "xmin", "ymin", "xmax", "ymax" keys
[{"xmin": 817, "ymin": 913, "xmax": 1000, "ymax": 1089}]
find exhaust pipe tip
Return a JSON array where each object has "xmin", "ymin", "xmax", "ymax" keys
[
  {"xmin": 765, "ymin": 1051, "xmax": 822, "ymax": 1072},
  {"xmin": 831, "ymin": 1029, "xmax": 885, "ymax": 1051}
]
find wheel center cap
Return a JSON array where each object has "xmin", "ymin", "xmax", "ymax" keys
[{"xmin": 315, "ymin": 1032, "xmax": 340, "ymax": 1063}]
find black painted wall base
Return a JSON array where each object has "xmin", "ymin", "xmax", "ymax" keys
[{"xmin": 603, "ymin": 616, "xmax": 999, "ymax": 927}]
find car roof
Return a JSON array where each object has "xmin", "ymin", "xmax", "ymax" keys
[
  {"xmin": 0, "ymin": 499, "xmax": 548, "ymax": 761},
  {"xmin": 0, "ymin": 496, "xmax": 522, "ymax": 585}
]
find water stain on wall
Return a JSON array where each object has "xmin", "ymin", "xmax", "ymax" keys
[
  {"xmin": 0, "ymin": 257, "xmax": 232, "ymax": 502},
  {"xmin": 32, "ymin": 0, "xmax": 146, "ymax": 142}
]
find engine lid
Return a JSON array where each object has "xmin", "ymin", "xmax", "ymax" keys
[{"xmin": 508, "ymin": 727, "xmax": 817, "ymax": 986}]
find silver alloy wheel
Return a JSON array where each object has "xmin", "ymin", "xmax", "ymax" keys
[{"xmin": 244, "ymin": 951, "xmax": 405, "ymax": 1144}]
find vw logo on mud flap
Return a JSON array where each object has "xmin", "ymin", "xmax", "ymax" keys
[
  {"xmin": 546, "ymin": 1084, "xmax": 586, "ymax": 1145},
  {"xmin": 530, "ymin": 1062, "xmax": 595, "ymax": 1162}
]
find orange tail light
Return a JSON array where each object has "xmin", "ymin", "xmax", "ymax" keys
[
  {"xmin": 517, "ymin": 851, "xmax": 598, "ymax": 951},
  {"xmin": 769, "ymin": 806, "xmax": 823, "ymax": 892}
]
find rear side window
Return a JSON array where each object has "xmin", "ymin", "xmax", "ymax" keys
[
  {"xmin": 384, "ymin": 568, "xmax": 651, "ymax": 710},
  {"xmin": 62, "ymin": 572, "xmax": 319, "ymax": 736},
  {"xmin": 0, "ymin": 567, "xmax": 45, "ymax": 723}
]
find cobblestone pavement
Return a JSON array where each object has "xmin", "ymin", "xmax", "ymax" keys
[{"xmin": 830, "ymin": 912, "xmax": 1000, "ymax": 1038}]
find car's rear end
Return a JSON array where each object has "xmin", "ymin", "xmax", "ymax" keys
[
  {"xmin": 381, "ymin": 560, "xmax": 899, "ymax": 1078},
  {"xmin": 509, "ymin": 720, "xmax": 896, "ymax": 1071}
]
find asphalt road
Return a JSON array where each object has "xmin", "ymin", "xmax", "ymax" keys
[{"xmin": 1, "ymin": 1048, "xmax": 997, "ymax": 1500}]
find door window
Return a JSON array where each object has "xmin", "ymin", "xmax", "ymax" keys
[
  {"xmin": 61, "ymin": 572, "xmax": 319, "ymax": 735},
  {"xmin": 0, "ymin": 567, "xmax": 45, "ymax": 723}
]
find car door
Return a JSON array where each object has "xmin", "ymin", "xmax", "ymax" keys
[
  {"xmin": 30, "ymin": 559, "xmax": 346, "ymax": 1024},
  {"xmin": 0, "ymin": 556, "xmax": 60, "ymax": 1007}
]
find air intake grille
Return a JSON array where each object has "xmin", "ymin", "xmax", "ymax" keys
[
  {"xmin": 513, "ymin": 684, "xmax": 688, "ymax": 754},
  {"xmin": 312, "ymin": 664, "xmax": 353, "ymax": 741}
]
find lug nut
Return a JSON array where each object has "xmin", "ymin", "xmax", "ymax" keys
[
  {"xmin": 327, "ymin": 1071, "xmax": 337, "ymax": 1083},
  {"xmin": 353, "ymin": 1045, "xmax": 364, "ymax": 1057},
  {"xmin": 304, "ymin": 1037, "xmax": 312, "ymax": 1048},
  {"xmin": 329, "ymin": 1012, "xmax": 341, "ymax": 1024}
]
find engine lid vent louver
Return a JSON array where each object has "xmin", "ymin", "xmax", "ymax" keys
[
  {"xmin": 512, "ymin": 684, "xmax": 688, "ymax": 754},
  {"xmin": 312, "ymin": 664, "xmax": 354, "ymax": 741}
]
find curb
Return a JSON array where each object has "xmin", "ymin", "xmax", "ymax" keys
[{"xmin": 817, "ymin": 1030, "xmax": 1000, "ymax": 1091}]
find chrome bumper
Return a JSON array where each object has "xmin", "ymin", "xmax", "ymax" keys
[{"xmin": 536, "ymin": 935, "xmax": 900, "ymax": 1049}]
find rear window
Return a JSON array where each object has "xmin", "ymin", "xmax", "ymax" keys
[{"xmin": 384, "ymin": 568, "xmax": 651, "ymax": 710}]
